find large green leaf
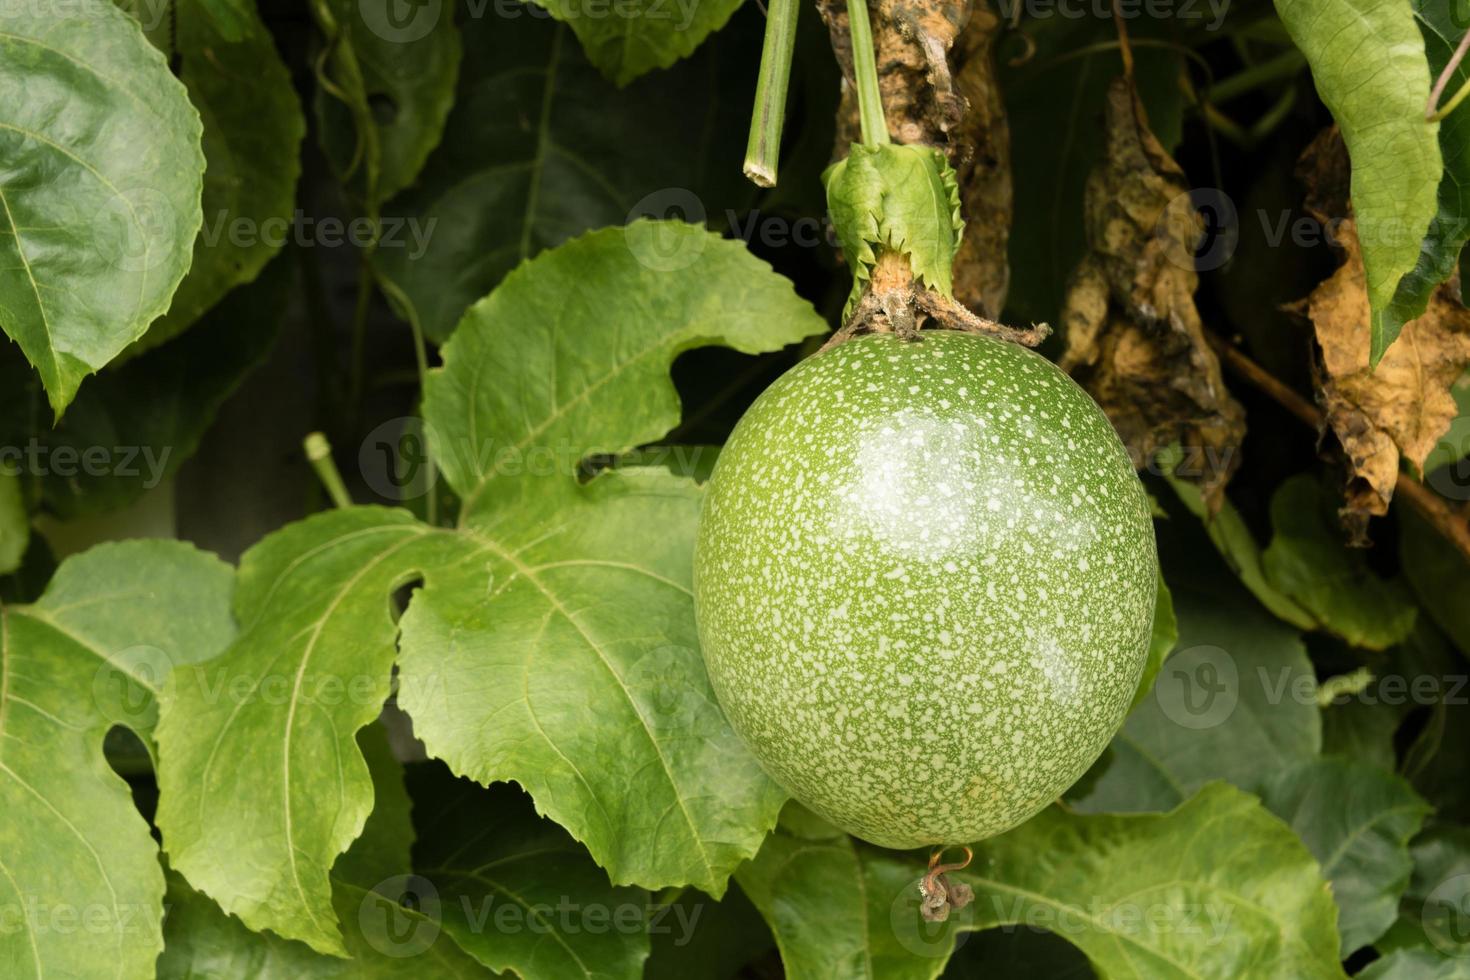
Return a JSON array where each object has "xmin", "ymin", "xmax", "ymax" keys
[
  {"xmin": 0, "ymin": 541, "xmax": 234, "ymax": 979},
  {"xmin": 531, "ymin": 0, "xmax": 743, "ymax": 84},
  {"xmin": 1073, "ymin": 575, "xmax": 1320, "ymax": 813},
  {"xmin": 1361, "ymin": 949, "xmax": 1470, "ymax": 980},
  {"xmin": 1275, "ymin": 0, "xmax": 1441, "ymax": 364},
  {"xmin": 128, "ymin": 0, "xmax": 303, "ymax": 352},
  {"xmin": 0, "ymin": 0, "xmax": 205, "ymax": 413},
  {"xmin": 155, "ymin": 508, "xmax": 477, "ymax": 956},
  {"xmin": 1390, "ymin": 0, "xmax": 1470, "ymax": 340},
  {"xmin": 1261, "ymin": 474, "xmax": 1418, "ymax": 650},
  {"xmin": 1260, "ymin": 757, "xmax": 1430, "ymax": 955},
  {"xmin": 158, "ymin": 728, "xmax": 497, "ymax": 977},
  {"xmin": 156, "ymin": 224, "xmax": 824, "ymax": 952},
  {"xmin": 423, "ymin": 222, "xmax": 825, "ymax": 504},
  {"xmin": 312, "ymin": 0, "xmax": 461, "ymax": 213},
  {"xmin": 737, "ymin": 784, "xmax": 1346, "ymax": 980},
  {"xmin": 409, "ymin": 763, "xmax": 651, "ymax": 979},
  {"xmin": 374, "ymin": 14, "xmax": 758, "ymax": 342}
]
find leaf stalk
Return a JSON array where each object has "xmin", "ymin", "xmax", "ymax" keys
[
  {"xmin": 304, "ymin": 432, "xmax": 353, "ymax": 509},
  {"xmin": 846, "ymin": 0, "xmax": 890, "ymax": 146},
  {"xmin": 743, "ymin": 0, "xmax": 801, "ymax": 186}
]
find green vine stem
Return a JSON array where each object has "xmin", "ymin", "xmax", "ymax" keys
[
  {"xmin": 743, "ymin": 0, "xmax": 800, "ymax": 187},
  {"xmin": 1427, "ymin": 26, "xmax": 1470, "ymax": 122},
  {"xmin": 846, "ymin": 0, "xmax": 890, "ymax": 146}
]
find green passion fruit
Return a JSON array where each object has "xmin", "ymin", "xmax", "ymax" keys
[{"xmin": 693, "ymin": 331, "xmax": 1157, "ymax": 849}]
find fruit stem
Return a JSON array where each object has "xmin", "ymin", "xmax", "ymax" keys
[
  {"xmin": 743, "ymin": 0, "xmax": 801, "ymax": 186},
  {"xmin": 846, "ymin": 0, "xmax": 890, "ymax": 146}
]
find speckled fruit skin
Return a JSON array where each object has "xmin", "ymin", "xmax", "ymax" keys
[{"xmin": 693, "ymin": 331, "xmax": 1157, "ymax": 849}]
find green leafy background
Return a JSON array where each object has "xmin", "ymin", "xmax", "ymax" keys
[{"xmin": 2, "ymin": 0, "xmax": 1469, "ymax": 978}]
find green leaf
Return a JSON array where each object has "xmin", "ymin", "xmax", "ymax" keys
[
  {"xmin": 531, "ymin": 0, "xmax": 743, "ymax": 85},
  {"xmin": 36, "ymin": 254, "xmax": 289, "ymax": 519},
  {"xmin": 422, "ymin": 222, "xmax": 827, "ymax": 505},
  {"xmin": 1423, "ymin": 369, "xmax": 1470, "ymax": 474},
  {"xmin": 312, "ymin": 0, "xmax": 461, "ymax": 213},
  {"xmin": 0, "ymin": 541, "xmax": 234, "ymax": 979},
  {"xmin": 737, "ymin": 784, "xmax": 1346, "ymax": 980},
  {"xmin": 156, "ymin": 224, "xmax": 823, "ymax": 950},
  {"xmin": 1072, "ymin": 574, "xmax": 1320, "ymax": 813},
  {"xmin": 0, "ymin": 0, "xmax": 205, "ymax": 414},
  {"xmin": 0, "ymin": 466, "xmax": 26, "ymax": 575},
  {"xmin": 374, "ymin": 15, "xmax": 760, "ymax": 342},
  {"xmin": 127, "ymin": 0, "xmax": 304, "ymax": 352},
  {"xmin": 158, "ymin": 729, "xmax": 497, "ymax": 977},
  {"xmin": 409, "ymin": 763, "xmax": 652, "ymax": 979},
  {"xmin": 1361, "ymin": 948, "xmax": 1470, "ymax": 980},
  {"xmin": 156, "ymin": 508, "xmax": 477, "ymax": 956},
  {"xmin": 1274, "ymin": 0, "xmax": 1442, "ymax": 364},
  {"xmin": 1388, "ymin": 1, "xmax": 1470, "ymax": 340},
  {"xmin": 1162, "ymin": 455, "xmax": 1320, "ymax": 631},
  {"xmin": 1261, "ymin": 474, "xmax": 1418, "ymax": 650},
  {"xmin": 1321, "ymin": 697, "xmax": 1404, "ymax": 772},
  {"xmin": 1401, "ymin": 505, "xmax": 1470, "ymax": 653},
  {"xmin": 1396, "ymin": 624, "xmax": 1470, "ymax": 822},
  {"xmin": 1130, "ymin": 571, "xmax": 1178, "ymax": 710},
  {"xmin": 823, "ymin": 143, "xmax": 963, "ymax": 315},
  {"xmin": 1260, "ymin": 757, "xmax": 1431, "ymax": 955},
  {"xmin": 1379, "ymin": 826, "xmax": 1470, "ymax": 960}
]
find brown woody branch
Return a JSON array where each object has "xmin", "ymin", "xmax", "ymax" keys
[{"xmin": 1204, "ymin": 330, "xmax": 1470, "ymax": 566}]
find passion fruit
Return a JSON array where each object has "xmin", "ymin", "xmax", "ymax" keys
[{"xmin": 694, "ymin": 331, "xmax": 1157, "ymax": 848}]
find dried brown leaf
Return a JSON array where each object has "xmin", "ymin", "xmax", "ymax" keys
[
  {"xmin": 1300, "ymin": 222, "xmax": 1470, "ymax": 521},
  {"xmin": 1059, "ymin": 76, "xmax": 1246, "ymax": 507},
  {"xmin": 1291, "ymin": 129, "xmax": 1470, "ymax": 529}
]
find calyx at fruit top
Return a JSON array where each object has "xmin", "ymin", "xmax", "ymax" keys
[{"xmin": 820, "ymin": 143, "xmax": 1050, "ymax": 351}]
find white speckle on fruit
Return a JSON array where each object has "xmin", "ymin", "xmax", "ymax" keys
[{"xmin": 693, "ymin": 331, "xmax": 1157, "ymax": 849}]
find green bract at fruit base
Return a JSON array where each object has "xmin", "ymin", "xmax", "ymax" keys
[{"xmin": 0, "ymin": 0, "xmax": 1466, "ymax": 977}]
